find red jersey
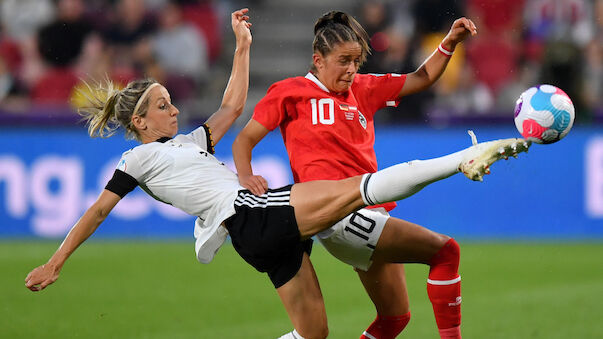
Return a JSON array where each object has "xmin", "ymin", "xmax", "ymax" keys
[{"xmin": 253, "ymin": 72, "xmax": 406, "ymax": 211}]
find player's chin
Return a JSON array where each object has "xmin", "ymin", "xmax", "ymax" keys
[
  {"xmin": 336, "ymin": 81, "xmax": 352, "ymax": 92},
  {"xmin": 170, "ymin": 124, "xmax": 179, "ymax": 135}
]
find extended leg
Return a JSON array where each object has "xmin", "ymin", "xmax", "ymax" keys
[
  {"xmin": 291, "ymin": 135, "xmax": 530, "ymax": 238},
  {"xmin": 361, "ymin": 136, "xmax": 530, "ymax": 206}
]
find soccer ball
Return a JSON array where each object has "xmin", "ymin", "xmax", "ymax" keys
[{"xmin": 514, "ymin": 84, "xmax": 575, "ymax": 144}]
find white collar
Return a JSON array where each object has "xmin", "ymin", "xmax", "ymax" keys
[{"xmin": 304, "ymin": 72, "xmax": 330, "ymax": 93}]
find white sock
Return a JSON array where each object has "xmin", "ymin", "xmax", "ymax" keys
[
  {"xmin": 360, "ymin": 151, "xmax": 464, "ymax": 205},
  {"xmin": 277, "ymin": 329, "xmax": 305, "ymax": 339}
]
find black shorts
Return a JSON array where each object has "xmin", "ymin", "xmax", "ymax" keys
[{"xmin": 224, "ymin": 185, "xmax": 313, "ymax": 288}]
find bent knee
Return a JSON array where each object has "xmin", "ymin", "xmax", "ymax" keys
[
  {"xmin": 434, "ymin": 233, "xmax": 452, "ymax": 247},
  {"xmin": 444, "ymin": 237, "xmax": 460, "ymax": 257},
  {"xmin": 429, "ymin": 237, "xmax": 460, "ymax": 267}
]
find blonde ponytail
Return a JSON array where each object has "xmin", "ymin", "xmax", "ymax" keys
[
  {"xmin": 77, "ymin": 80, "xmax": 122, "ymax": 138},
  {"xmin": 77, "ymin": 78, "xmax": 158, "ymax": 141}
]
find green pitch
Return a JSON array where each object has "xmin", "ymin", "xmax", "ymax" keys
[{"xmin": 3, "ymin": 241, "xmax": 603, "ymax": 338}]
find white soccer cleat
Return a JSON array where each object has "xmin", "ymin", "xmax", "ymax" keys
[{"xmin": 459, "ymin": 130, "xmax": 531, "ymax": 181}]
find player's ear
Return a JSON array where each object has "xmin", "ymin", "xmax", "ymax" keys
[
  {"xmin": 131, "ymin": 114, "xmax": 146, "ymax": 131},
  {"xmin": 312, "ymin": 53, "xmax": 324, "ymax": 70}
]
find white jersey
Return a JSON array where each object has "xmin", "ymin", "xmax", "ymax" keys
[{"xmin": 106, "ymin": 125, "xmax": 243, "ymax": 263}]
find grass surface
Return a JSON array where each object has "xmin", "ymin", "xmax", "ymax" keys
[{"xmin": 3, "ymin": 241, "xmax": 603, "ymax": 338}]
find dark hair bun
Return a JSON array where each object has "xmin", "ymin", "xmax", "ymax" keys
[{"xmin": 314, "ymin": 11, "xmax": 350, "ymax": 34}]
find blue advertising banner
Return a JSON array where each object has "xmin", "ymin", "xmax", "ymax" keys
[
  {"xmin": 373, "ymin": 126, "xmax": 603, "ymax": 239},
  {"xmin": 1, "ymin": 125, "xmax": 601, "ymax": 239}
]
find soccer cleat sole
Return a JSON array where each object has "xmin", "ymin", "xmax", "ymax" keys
[{"xmin": 460, "ymin": 138, "xmax": 531, "ymax": 182}]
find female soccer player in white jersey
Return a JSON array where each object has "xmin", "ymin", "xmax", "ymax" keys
[
  {"xmin": 25, "ymin": 8, "xmax": 529, "ymax": 339},
  {"xmin": 232, "ymin": 10, "xmax": 502, "ymax": 339}
]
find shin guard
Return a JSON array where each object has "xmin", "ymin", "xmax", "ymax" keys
[{"xmin": 426, "ymin": 238, "xmax": 462, "ymax": 332}]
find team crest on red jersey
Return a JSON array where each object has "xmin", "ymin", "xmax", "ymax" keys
[{"xmin": 358, "ymin": 111, "xmax": 367, "ymax": 129}]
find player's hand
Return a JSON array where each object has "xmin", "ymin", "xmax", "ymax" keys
[
  {"xmin": 25, "ymin": 263, "xmax": 60, "ymax": 292},
  {"xmin": 442, "ymin": 17, "xmax": 477, "ymax": 50},
  {"xmin": 239, "ymin": 174, "xmax": 268, "ymax": 196},
  {"xmin": 232, "ymin": 8, "xmax": 252, "ymax": 48}
]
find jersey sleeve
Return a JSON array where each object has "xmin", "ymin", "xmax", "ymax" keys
[
  {"xmin": 352, "ymin": 73, "xmax": 407, "ymax": 114},
  {"xmin": 184, "ymin": 123, "xmax": 215, "ymax": 154},
  {"xmin": 105, "ymin": 169, "xmax": 138, "ymax": 198},
  {"xmin": 104, "ymin": 150, "xmax": 143, "ymax": 197},
  {"xmin": 252, "ymin": 82, "xmax": 288, "ymax": 130}
]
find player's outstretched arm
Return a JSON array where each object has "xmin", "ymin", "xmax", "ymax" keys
[
  {"xmin": 398, "ymin": 17, "xmax": 477, "ymax": 98},
  {"xmin": 24, "ymin": 190, "xmax": 121, "ymax": 292},
  {"xmin": 205, "ymin": 8, "xmax": 252, "ymax": 145},
  {"xmin": 232, "ymin": 119, "xmax": 270, "ymax": 196}
]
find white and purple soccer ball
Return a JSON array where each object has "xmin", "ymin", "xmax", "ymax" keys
[{"xmin": 514, "ymin": 84, "xmax": 575, "ymax": 144}]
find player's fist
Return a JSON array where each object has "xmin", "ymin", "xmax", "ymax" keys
[
  {"xmin": 442, "ymin": 17, "xmax": 477, "ymax": 50},
  {"xmin": 232, "ymin": 8, "xmax": 252, "ymax": 48},
  {"xmin": 25, "ymin": 263, "xmax": 60, "ymax": 292}
]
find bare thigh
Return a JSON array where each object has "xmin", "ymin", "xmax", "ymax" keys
[
  {"xmin": 372, "ymin": 217, "xmax": 450, "ymax": 265},
  {"xmin": 276, "ymin": 253, "xmax": 329, "ymax": 339},
  {"xmin": 290, "ymin": 176, "xmax": 365, "ymax": 238},
  {"xmin": 357, "ymin": 262, "xmax": 410, "ymax": 315}
]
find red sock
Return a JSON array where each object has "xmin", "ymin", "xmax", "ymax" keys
[
  {"xmin": 439, "ymin": 326, "xmax": 461, "ymax": 338},
  {"xmin": 426, "ymin": 238, "xmax": 462, "ymax": 338},
  {"xmin": 360, "ymin": 312, "xmax": 411, "ymax": 339}
]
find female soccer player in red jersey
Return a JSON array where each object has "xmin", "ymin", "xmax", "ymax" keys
[{"xmin": 233, "ymin": 11, "xmax": 480, "ymax": 339}]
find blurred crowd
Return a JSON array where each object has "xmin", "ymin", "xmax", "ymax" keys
[
  {"xmin": 0, "ymin": 0, "xmax": 224, "ymax": 121},
  {"xmin": 357, "ymin": 0, "xmax": 602, "ymax": 124},
  {"xmin": 0, "ymin": 0, "xmax": 601, "ymax": 125}
]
